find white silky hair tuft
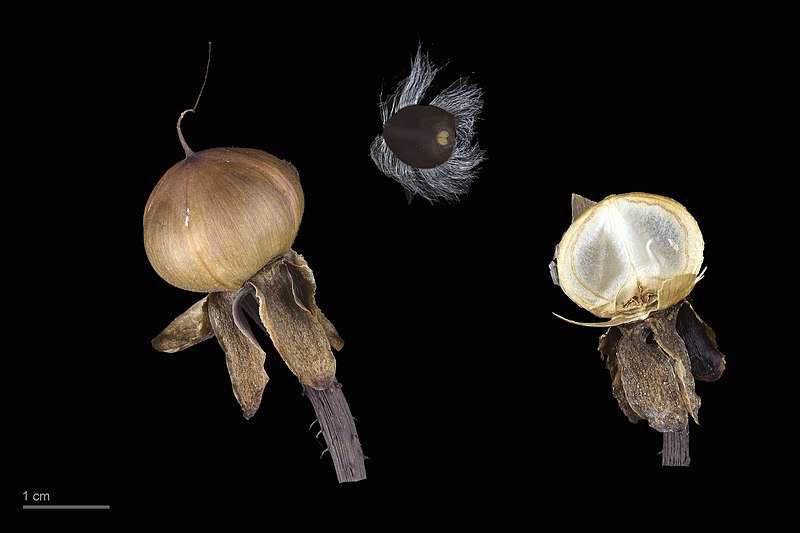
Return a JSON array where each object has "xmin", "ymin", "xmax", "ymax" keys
[{"xmin": 380, "ymin": 47, "xmax": 440, "ymax": 124}]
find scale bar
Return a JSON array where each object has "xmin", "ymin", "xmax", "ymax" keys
[{"xmin": 23, "ymin": 505, "xmax": 110, "ymax": 510}]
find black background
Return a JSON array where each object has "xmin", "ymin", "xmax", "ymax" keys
[{"xmin": 22, "ymin": 14, "xmax": 789, "ymax": 517}]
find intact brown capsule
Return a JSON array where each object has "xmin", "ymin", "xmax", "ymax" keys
[{"xmin": 144, "ymin": 147, "xmax": 303, "ymax": 293}]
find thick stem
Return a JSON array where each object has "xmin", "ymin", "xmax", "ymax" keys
[
  {"xmin": 662, "ymin": 427, "xmax": 690, "ymax": 466},
  {"xmin": 303, "ymin": 383, "xmax": 367, "ymax": 483},
  {"xmin": 241, "ymin": 292, "xmax": 366, "ymax": 482}
]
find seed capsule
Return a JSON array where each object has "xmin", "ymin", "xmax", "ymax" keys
[
  {"xmin": 143, "ymin": 147, "xmax": 304, "ymax": 292},
  {"xmin": 556, "ymin": 192, "xmax": 704, "ymax": 326}
]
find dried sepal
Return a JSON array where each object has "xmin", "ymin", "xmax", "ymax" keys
[
  {"xmin": 612, "ymin": 319, "xmax": 690, "ymax": 432},
  {"xmin": 316, "ymin": 309, "xmax": 344, "ymax": 352},
  {"xmin": 283, "ymin": 251, "xmax": 344, "ymax": 351},
  {"xmin": 599, "ymin": 327, "xmax": 643, "ymax": 424},
  {"xmin": 570, "ymin": 193, "xmax": 596, "ymax": 222},
  {"xmin": 149, "ymin": 250, "xmax": 345, "ymax": 422},
  {"xmin": 598, "ymin": 302, "xmax": 709, "ymax": 432},
  {"xmin": 676, "ymin": 300, "xmax": 725, "ymax": 382},
  {"xmin": 647, "ymin": 304, "xmax": 700, "ymax": 425},
  {"xmin": 249, "ymin": 256, "xmax": 336, "ymax": 390},
  {"xmin": 208, "ymin": 288, "xmax": 269, "ymax": 419},
  {"xmin": 152, "ymin": 296, "xmax": 214, "ymax": 353}
]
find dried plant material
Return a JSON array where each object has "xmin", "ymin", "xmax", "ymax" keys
[
  {"xmin": 145, "ymin": 46, "xmax": 364, "ymax": 481},
  {"xmin": 647, "ymin": 304, "xmax": 700, "ymax": 425},
  {"xmin": 317, "ymin": 310, "xmax": 345, "ymax": 352},
  {"xmin": 152, "ymin": 296, "xmax": 213, "ymax": 353},
  {"xmin": 676, "ymin": 300, "xmax": 725, "ymax": 382},
  {"xmin": 208, "ymin": 289, "xmax": 268, "ymax": 419},
  {"xmin": 151, "ymin": 251, "xmax": 342, "ymax": 415},
  {"xmin": 598, "ymin": 292, "xmax": 720, "ymax": 433},
  {"xmin": 149, "ymin": 257, "xmax": 361, "ymax": 481},
  {"xmin": 615, "ymin": 327, "xmax": 687, "ymax": 431},
  {"xmin": 283, "ymin": 251, "xmax": 344, "ymax": 351},
  {"xmin": 553, "ymin": 192, "xmax": 726, "ymax": 465},
  {"xmin": 571, "ymin": 193, "xmax": 597, "ymax": 222},
  {"xmin": 150, "ymin": 249, "xmax": 364, "ymax": 481},
  {"xmin": 303, "ymin": 383, "xmax": 366, "ymax": 482},
  {"xmin": 601, "ymin": 311, "xmax": 691, "ymax": 432},
  {"xmin": 599, "ymin": 327, "xmax": 642, "ymax": 424},
  {"xmin": 662, "ymin": 427, "xmax": 690, "ymax": 466},
  {"xmin": 250, "ymin": 257, "xmax": 336, "ymax": 390},
  {"xmin": 556, "ymin": 192, "xmax": 704, "ymax": 326}
]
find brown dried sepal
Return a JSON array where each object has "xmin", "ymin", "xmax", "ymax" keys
[
  {"xmin": 599, "ymin": 301, "xmax": 723, "ymax": 432},
  {"xmin": 282, "ymin": 251, "xmax": 344, "ymax": 351},
  {"xmin": 676, "ymin": 300, "xmax": 726, "ymax": 382},
  {"xmin": 208, "ymin": 288, "xmax": 269, "ymax": 420},
  {"xmin": 151, "ymin": 250, "xmax": 343, "ymax": 418},
  {"xmin": 249, "ymin": 251, "xmax": 337, "ymax": 390},
  {"xmin": 599, "ymin": 327, "xmax": 643, "ymax": 424},
  {"xmin": 152, "ymin": 296, "xmax": 214, "ymax": 353},
  {"xmin": 648, "ymin": 304, "xmax": 701, "ymax": 426}
]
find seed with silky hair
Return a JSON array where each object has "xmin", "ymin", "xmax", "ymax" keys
[{"xmin": 370, "ymin": 45, "xmax": 485, "ymax": 203}]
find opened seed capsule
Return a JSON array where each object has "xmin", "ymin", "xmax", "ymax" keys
[{"xmin": 555, "ymin": 192, "xmax": 704, "ymax": 326}]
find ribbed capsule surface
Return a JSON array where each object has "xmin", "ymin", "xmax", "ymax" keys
[
  {"xmin": 557, "ymin": 193, "xmax": 704, "ymax": 321},
  {"xmin": 144, "ymin": 147, "xmax": 304, "ymax": 292}
]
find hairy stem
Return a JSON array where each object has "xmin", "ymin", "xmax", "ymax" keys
[{"xmin": 303, "ymin": 383, "xmax": 367, "ymax": 482}]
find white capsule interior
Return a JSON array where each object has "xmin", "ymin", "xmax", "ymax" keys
[{"xmin": 557, "ymin": 193, "xmax": 704, "ymax": 319}]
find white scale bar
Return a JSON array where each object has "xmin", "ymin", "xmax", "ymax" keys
[{"xmin": 23, "ymin": 505, "xmax": 110, "ymax": 510}]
